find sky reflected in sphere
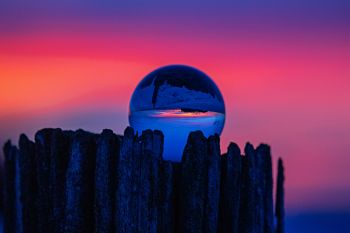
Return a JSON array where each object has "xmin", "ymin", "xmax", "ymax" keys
[{"xmin": 129, "ymin": 65, "xmax": 225, "ymax": 161}]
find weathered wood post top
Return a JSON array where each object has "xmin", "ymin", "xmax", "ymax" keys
[{"xmin": 2, "ymin": 127, "xmax": 285, "ymax": 233}]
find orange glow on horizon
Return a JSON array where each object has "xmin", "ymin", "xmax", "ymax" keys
[{"xmin": 149, "ymin": 109, "xmax": 222, "ymax": 118}]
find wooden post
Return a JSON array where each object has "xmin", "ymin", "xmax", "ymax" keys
[
  {"xmin": 3, "ymin": 141, "xmax": 17, "ymax": 233},
  {"xmin": 95, "ymin": 129, "xmax": 120, "ymax": 233},
  {"xmin": 275, "ymin": 158, "xmax": 285, "ymax": 233},
  {"xmin": 2, "ymin": 127, "xmax": 285, "ymax": 233},
  {"xmin": 138, "ymin": 130, "xmax": 162, "ymax": 233},
  {"xmin": 35, "ymin": 129, "xmax": 55, "ymax": 233},
  {"xmin": 19, "ymin": 134, "xmax": 37, "ymax": 233},
  {"xmin": 115, "ymin": 127, "xmax": 136, "ymax": 233},
  {"xmin": 238, "ymin": 143, "xmax": 256, "ymax": 233},
  {"xmin": 218, "ymin": 142, "xmax": 241, "ymax": 233},
  {"xmin": 64, "ymin": 130, "xmax": 96, "ymax": 233},
  {"xmin": 50, "ymin": 130, "xmax": 72, "ymax": 233},
  {"xmin": 256, "ymin": 144, "xmax": 274, "ymax": 233},
  {"xmin": 203, "ymin": 135, "xmax": 221, "ymax": 233},
  {"xmin": 158, "ymin": 161, "xmax": 174, "ymax": 233},
  {"xmin": 179, "ymin": 131, "xmax": 208, "ymax": 233}
]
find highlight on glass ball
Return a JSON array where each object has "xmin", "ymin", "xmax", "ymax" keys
[{"xmin": 129, "ymin": 65, "xmax": 225, "ymax": 161}]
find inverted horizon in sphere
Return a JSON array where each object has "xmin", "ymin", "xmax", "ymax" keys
[{"xmin": 129, "ymin": 65, "xmax": 225, "ymax": 161}]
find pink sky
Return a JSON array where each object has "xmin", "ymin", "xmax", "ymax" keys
[{"xmin": 1, "ymin": 1, "xmax": 350, "ymax": 216}]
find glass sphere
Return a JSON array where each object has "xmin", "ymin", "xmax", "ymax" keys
[{"xmin": 129, "ymin": 65, "xmax": 225, "ymax": 161}]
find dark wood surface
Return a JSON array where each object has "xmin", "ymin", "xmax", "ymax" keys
[{"xmin": 2, "ymin": 127, "xmax": 285, "ymax": 233}]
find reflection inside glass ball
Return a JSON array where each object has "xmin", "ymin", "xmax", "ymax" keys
[{"xmin": 129, "ymin": 65, "xmax": 225, "ymax": 161}]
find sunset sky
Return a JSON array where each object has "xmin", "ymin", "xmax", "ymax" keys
[{"xmin": 1, "ymin": 1, "xmax": 350, "ymax": 232}]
